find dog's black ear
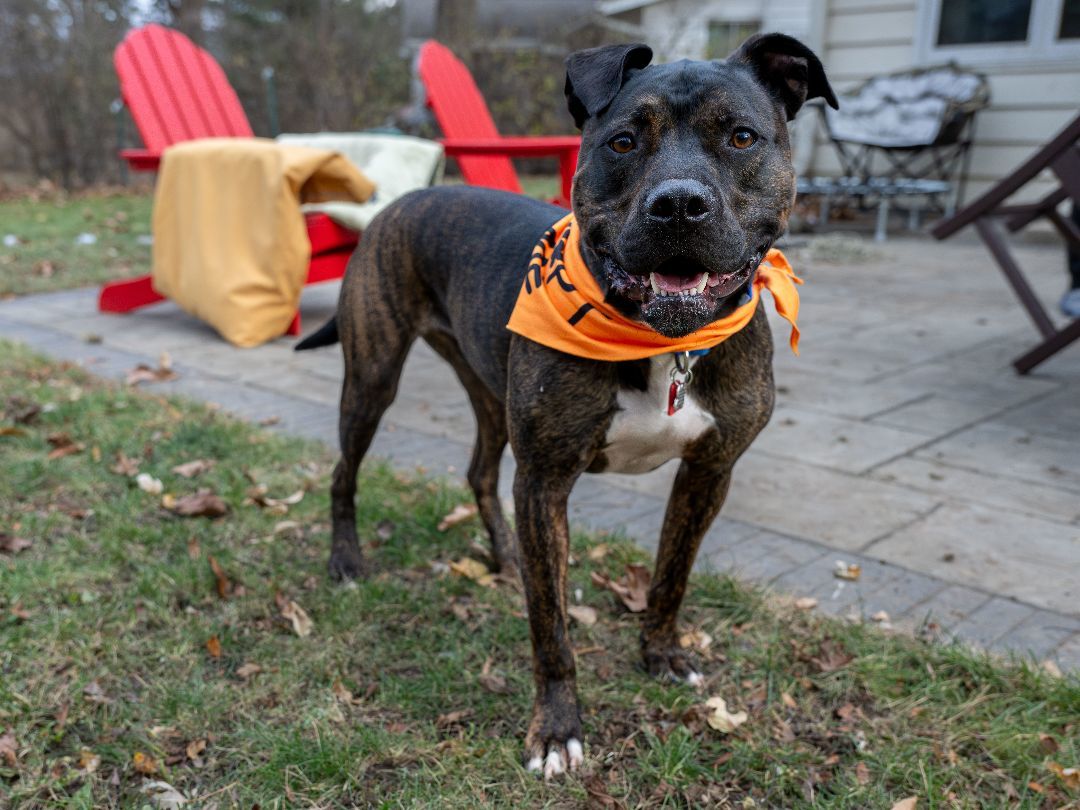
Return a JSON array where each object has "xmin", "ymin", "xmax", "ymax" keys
[
  {"xmin": 728, "ymin": 33, "xmax": 837, "ymax": 120},
  {"xmin": 565, "ymin": 43, "xmax": 652, "ymax": 129}
]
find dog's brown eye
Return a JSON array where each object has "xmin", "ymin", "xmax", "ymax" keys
[
  {"xmin": 730, "ymin": 129, "xmax": 756, "ymax": 149},
  {"xmin": 609, "ymin": 134, "xmax": 636, "ymax": 154}
]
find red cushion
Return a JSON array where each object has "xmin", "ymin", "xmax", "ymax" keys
[{"xmin": 305, "ymin": 212, "xmax": 358, "ymax": 255}]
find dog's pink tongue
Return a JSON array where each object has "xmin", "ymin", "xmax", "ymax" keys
[{"xmin": 653, "ymin": 271, "xmax": 705, "ymax": 293}]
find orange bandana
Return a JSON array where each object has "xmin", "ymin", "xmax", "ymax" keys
[{"xmin": 506, "ymin": 214, "xmax": 802, "ymax": 362}]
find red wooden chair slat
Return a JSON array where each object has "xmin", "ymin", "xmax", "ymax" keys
[
  {"xmin": 418, "ymin": 40, "xmax": 580, "ymax": 205},
  {"xmin": 103, "ymin": 24, "xmax": 356, "ymax": 337}
]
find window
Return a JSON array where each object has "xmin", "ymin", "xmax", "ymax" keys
[
  {"xmin": 1061, "ymin": 0, "xmax": 1080, "ymax": 38},
  {"xmin": 917, "ymin": 0, "xmax": 1080, "ymax": 64},
  {"xmin": 937, "ymin": 0, "xmax": 1032, "ymax": 45},
  {"xmin": 705, "ymin": 21, "xmax": 759, "ymax": 60}
]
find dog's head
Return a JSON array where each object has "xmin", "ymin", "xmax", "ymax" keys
[{"xmin": 566, "ymin": 34, "xmax": 836, "ymax": 338}]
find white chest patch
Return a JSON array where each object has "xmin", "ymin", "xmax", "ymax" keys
[{"xmin": 600, "ymin": 355, "xmax": 715, "ymax": 474}]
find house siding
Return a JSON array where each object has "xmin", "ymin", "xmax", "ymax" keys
[{"xmin": 809, "ymin": 0, "xmax": 1080, "ymax": 203}]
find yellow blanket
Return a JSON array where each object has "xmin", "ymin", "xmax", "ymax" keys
[{"xmin": 151, "ymin": 138, "xmax": 375, "ymax": 347}]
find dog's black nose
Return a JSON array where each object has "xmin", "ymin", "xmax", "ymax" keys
[{"xmin": 645, "ymin": 179, "xmax": 714, "ymax": 227}]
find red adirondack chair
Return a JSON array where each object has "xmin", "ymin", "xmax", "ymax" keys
[
  {"xmin": 417, "ymin": 40, "xmax": 580, "ymax": 207},
  {"xmin": 101, "ymin": 24, "xmax": 359, "ymax": 336}
]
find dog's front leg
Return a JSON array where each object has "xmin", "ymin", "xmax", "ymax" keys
[
  {"xmin": 641, "ymin": 457, "xmax": 733, "ymax": 684},
  {"xmin": 507, "ymin": 339, "xmax": 616, "ymax": 778}
]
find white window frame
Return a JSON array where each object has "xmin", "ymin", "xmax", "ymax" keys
[{"xmin": 915, "ymin": 0, "xmax": 1080, "ymax": 67}]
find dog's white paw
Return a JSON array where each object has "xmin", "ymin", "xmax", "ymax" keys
[{"xmin": 525, "ymin": 738, "xmax": 584, "ymax": 779}]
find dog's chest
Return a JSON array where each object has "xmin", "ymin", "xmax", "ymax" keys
[{"xmin": 599, "ymin": 355, "xmax": 715, "ymax": 475}]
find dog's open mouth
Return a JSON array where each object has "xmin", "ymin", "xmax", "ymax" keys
[{"xmin": 647, "ymin": 256, "xmax": 756, "ymax": 301}]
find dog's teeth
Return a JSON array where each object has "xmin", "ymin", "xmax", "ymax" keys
[
  {"xmin": 543, "ymin": 749, "xmax": 565, "ymax": 779},
  {"xmin": 649, "ymin": 273, "xmax": 661, "ymax": 296},
  {"xmin": 695, "ymin": 273, "xmax": 709, "ymax": 294}
]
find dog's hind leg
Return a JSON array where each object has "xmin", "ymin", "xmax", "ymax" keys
[{"xmin": 424, "ymin": 331, "xmax": 518, "ymax": 575}]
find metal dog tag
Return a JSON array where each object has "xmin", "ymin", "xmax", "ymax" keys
[
  {"xmin": 667, "ymin": 378, "xmax": 686, "ymax": 415},
  {"xmin": 667, "ymin": 352, "xmax": 693, "ymax": 416}
]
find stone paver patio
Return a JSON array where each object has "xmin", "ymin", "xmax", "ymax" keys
[{"xmin": 2, "ymin": 231, "xmax": 1078, "ymax": 669}]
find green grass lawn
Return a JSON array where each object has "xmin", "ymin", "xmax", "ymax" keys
[
  {"xmin": 0, "ymin": 191, "xmax": 153, "ymax": 298},
  {"xmin": 0, "ymin": 176, "xmax": 561, "ymax": 300},
  {"xmin": 1, "ymin": 354, "xmax": 1078, "ymax": 809}
]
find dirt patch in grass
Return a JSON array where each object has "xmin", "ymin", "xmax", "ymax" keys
[{"xmin": 0, "ymin": 340, "xmax": 1077, "ymax": 808}]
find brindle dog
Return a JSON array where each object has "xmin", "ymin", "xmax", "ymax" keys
[{"xmin": 296, "ymin": 33, "xmax": 836, "ymax": 777}]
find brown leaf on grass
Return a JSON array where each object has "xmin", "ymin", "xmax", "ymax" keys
[
  {"xmin": 1048, "ymin": 762, "xmax": 1080, "ymax": 790},
  {"xmin": 704, "ymin": 697, "xmax": 748, "ymax": 733},
  {"xmin": 332, "ymin": 680, "xmax": 362, "ymax": 706},
  {"xmin": 207, "ymin": 556, "xmax": 233, "ymax": 599},
  {"xmin": 586, "ymin": 543, "xmax": 611, "ymax": 561},
  {"xmin": 5, "ymin": 398, "xmax": 40, "ymax": 425},
  {"xmin": 855, "ymin": 761, "xmax": 871, "ymax": 785},
  {"xmin": 781, "ymin": 692, "xmax": 798, "ymax": 710},
  {"xmin": 449, "ymin": 557, "xmax": 495, "ymax": 587},
  {"xmin": 0, "ymin": 730, "xmax": 17, "ymax": 766},
  {"xmin": 245, "ymin": 485, "xmax": 304, "ymax": 515},
  {"xmin": 163, "ymin": 490, "xmax": 228, "ymax": 518},
  {"xmin": 126, "ymin": 354, "xmax": 176, "ymax": 386},
  {"xmin": 235, "ymin": 662, "xmax": 262, "ymax": 680},
  {"xmin": 205, "ymin": 636, "xmax": 222, "ymax": 658},
  {"xmin": 77, "ymin": 749, "xmax": 100, "ymax": 773},
  {"xmin": 437, "ymin": 502, "xmax": 478, "ymax": 531},
  {"xmin": 810, "ymin": 639, "xmax": 855, "ymax": 673},
  {"xmin": 46, "ymin": 432, "xmax": 84, "ymax": 460},
  {"xmin": 1039, "ymin": 733, "xmax": 1060, "ymax": 754},
  {"xmin": 679, "ymin": 629, "xmax": 713, "ymax": 652},
  {"xmin": 435, "ymin": 708, "xmax": 473, "ymax": 729},
  {"xmin": 0, "ymin": 533, "xmax": 31, "ymax": 554},
  {"xmin": 567, "ymin": 604, "xmax": 598, "ymax": 627},
  {"xmin": 82, "ymin": 680, "xmax": 111, "ymax": 704},
  {"xmin": 187, "ymin": 537, "xmax": 201, "ymax": 560},
  {"xmin": 584, "ymin": 773, "xmax": 627, "ymax": 810},
  {"xmin": 591, "ymin": 563, "xmax": 650, "ymax": 613},
  {"xmin": 110, "ymin": 451, "xmax": 140, "ymax": 476},
  {"xmin": 185, "ymin": 739, "xmax": 207, "ymax": 761},
  {"xmin": 890, "ymin": 799, "xmax": 918, "ymax": 810},
  {"xmin": 794, "ymin": 597, "xmax": 818, "ymax": 610},
  {"xmin": 1027, "ymin": 781, "xmax": 1045, "ymax": 793},
  {"xmin": 141, "ymin": 780, "xmax": 188, "ymax": 809},
  {"xmin": 132, "ymin": 750, "xmax": 159, "ymax": 775},
  {"xmin": 171, "ymin": 459, "xmax": 215, "ymax": 478},
  {"xmin": 0, "ymin": 426, "xmax": 26, "ymax": 436},
  {"xmin": 478, "ymin": 657, "xmax": 513, "ymax": 695},
  {"xmin": 277, "ymin": 595, "xmax": 313, "ymax": 637}
]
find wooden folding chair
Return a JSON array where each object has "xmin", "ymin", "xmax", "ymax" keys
[
  {"xmin": 933, "ymin": 113, "xmax": 1080, "ymax": 374},
  {"xmin": 102, "ymin": 24, "xmax": 359, "ymax": 336}
]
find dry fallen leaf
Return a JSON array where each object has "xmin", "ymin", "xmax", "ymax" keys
[
  {"xmin": 871, "ymin": 610, "xmax": 891, "ymax": 624},
  {"xmin": 236, "ymin": 662, "xmax": 262, "ymax": 680},
  {"xmin": 141, "ymin": 780, "xmax": 188, "ymax": 809},
  {"xmin": 126, "ymin": 354, "xmax": 177, "ymax": 386},
  {"xmin": 46, "ymin": 432, "xmax": 84, "ymax": 460},
  {"xmin": 890, "ymin": 798, "xmax": 918, "ymax": 810},
  {"xmin": 704, "ymin": 697, "xmax": 748, "ymax": 733},
  {"xmin": 206, "ymin": 635, "xmax": 222, "ymax": 658},
  {"xmin": 567, "ymin": 604, "xmax": 598, "ymax": 627},
  {"xmin": 435, "ymin": 708, "xmax": 473, "ymax": 729},
  {"xmin": 77, "ymin": 749, "xmax": 100, "ymax": 773},
  {"xmin": 0, "ymin": 730, "xmax": 16, "ymax": 766},
  {"xmin": 245, "ymin": 485, "xmax": 304, "ymax": 515},
  {"xmin": 781, "ymin": 692, "xmax": 798, "ymax": 710},
  {"xmin": 132, "ymin": 750, "xmax": 159, "ymax": 775},
  {"xmin": 855, "ymin": 761, "xmax": 871, "ymax": 785},
  {"xmin": 438, "ymin": 502, "xmax": 478, "ymax": 531},
  {"xmin": 478, "ymin": 657, "xmax": 513, "ymax": 695},
  {"xmin": 810, "ymin": 639, "xmax": 855, "ymax": 673},
  {"xmin": 679, "ymin": 629, "xmax": 713, "ymax": 652},
  {"xmin": 279, "ymin": 598, "xmax": 313, "ymax": 637},
  {"xmin": 1039, "ymin": 733, "xmax": 1060, "ymax": 754},
  {"xmin": 136, "ymin": 473, "xmax": 163, "ymax": 494},
  {"xmin": 171, "ymin": 459, "xmax": 215, "ymax": 478},
  {"xmin": 110, "ymin": 451, "xmax": 140, "ymax": 476},
  {"xmin": 591, "ymin": 563, "xmax": 650, "ymax": 613},
  {"xmin": 834, "ymin": 561, "xmax": 862, "ymax": 581},
  {"xmin": 586, "ymin": 543, "xmax": 611, "ymax": 561},
  {"xmin": 0, "ymin": 533, "xmax": 31, "ymax": 554},
  {"xmin": 207, "ymin": 556, "xmax": 233, "ymax": 599},
  {"xmin": 449, "ymin": 557, "xmax": 495, "ymax": 587},
  {"xmin": 82, "ymin": 680, "xmax": 110, "ymax": 704},
  {"xmin": 164, "ymin": 490, "xmax": 228, "ymax": 518},
  {"xmin": 332, "ymin": 680, "xmax": 362, "ymax": 706},
  {"xmin": 185, "ymin": 739, "xmax": 207, "ymax": 761},
  {"xmin": 1048, "ymin": 761, "xmax": 1080, "ymax": 790},
  {"xmin": 1041, "ymin": 659, "xmax": 1064, "ymax": 678},
  {"xmin": 795, "ymin": 596, "xmax": 818, "ymax": 610},
  {"xmin": 0, "ymin": 426, "xmax": 26, "ymax": 436}
]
